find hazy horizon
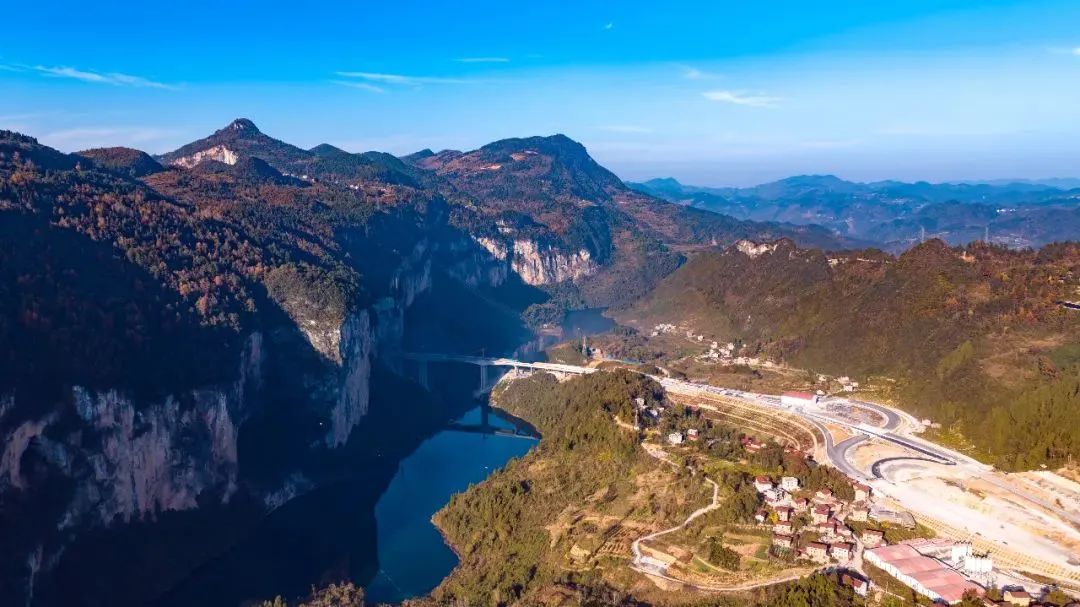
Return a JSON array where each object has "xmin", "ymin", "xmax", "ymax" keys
[{"xmin": 4, "ymin": 0, "xmax": 1080, "ymax": 186}]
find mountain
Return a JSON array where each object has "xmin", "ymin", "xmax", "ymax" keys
[
  {"xmin": 407, "ymin": 134, "xmax": 853, "ymax": 307},
  {"xmin": 75, "ymin": 146, "xmax": 164, "ymax": 178},
  {"xmin": 630, "ymin": 175, "xmax": 1080, "ymax": 251},
  {"xmin": 622, "ymin": 237, "xmax": 1080, "ymax": 470},
  {"xmin": 157, "ymin": 118, "xmax": 422, "ymax": 186}
]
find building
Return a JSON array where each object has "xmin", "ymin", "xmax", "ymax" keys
[
  {"xmin": 755, "ymin": 509, "xmax": 768, "ymax": 523},
  {"xmin": 812, "ymin": 504, "xmax": 832, "ymax": 524},
  {"xmin": 774, "ymin": 521, "xmax": 794, "ymax": 535},
  {"xmin": 781, "ymin": 391, "xmax": 820, "ymax": 408},
  {"xmin": 763, "ymin": 487, "xmax": 788, "ymax": 505},
  {"xmin": 781, "ymin": 476, "xmax": 800, "ymax": 491},
  {"xmin": 871, "ymin": 506, "xmax": 916, "ymax": 529},
  {"xmin": 776, "ymin": 506, "xmax": 793, "ymax": 522},
  {"xmin": 861, "ymin": 528, "xmax": 886, "ymax": 548},
  {"xmin": 667, "ymin": 432, "xmax": 684, "ymax": 445},
  {"xmin": 841, "ymin": 573, "xmax": 870, "ymax": 597},
  {"xmin": 854, "ymin": 483, "xmax": 872, "ymax": 502},
  {"xmin": 793, "ymin": 497, "xmax": 810, "ymax": 512},
  {"xmin": 1002, "ymin": 589, "xmax": 1031, "ymax": 607},
  {"xmin": 830, "ymin": 542, "xmax": 854, "ymax": 561},
  {"xmin": 864, "ymin": 544, "xmax": 983, "ymax": 605},
  {"xmin": 850, "ymin": 504, "xmax": 870, "ymax": 522},
  {"xmin": 815, "ymin": 487, "xmax": 834, "ymax": 501},
  {"xmin": 772, "ymin": 534, "xmax": 795, "ymax": 549},
  {"xmin": 686, "ymin": 428, "xmax": 700, "ymax": 441},
  {"xmin": 804, "ymin": 542, "xmax": 830, "ymax": 563},
  {"xmin": 754, "ymin": 476, "xmax": 774, "ymax": 493}
]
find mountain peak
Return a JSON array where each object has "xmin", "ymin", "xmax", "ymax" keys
[{"xmin": 221, "ymin": 118, "xmax": 259, "ymax": 134}]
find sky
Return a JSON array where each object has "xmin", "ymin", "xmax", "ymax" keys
[{"xmin": 2, "ymin": 0, "xmax": 1080, "ymax": 186}]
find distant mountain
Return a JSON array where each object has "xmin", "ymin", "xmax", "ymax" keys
[
  {"xmin": 157, "ymin": 118, "xmax": 422, "ymax": 186},
  {"xmin": 76, "ymin": 146, "xmax": 164, "ymax": 178},
  {"xmin": 630, "ymin": 175, "xmax": 1080, "ymax": 251},
  {"xmin": 623, "ymin": 237, "xmax": 1080, "ymax": 470},
  {"xmin": 408, "ymin": 135, "xmax": 855, "ymax": 306}
]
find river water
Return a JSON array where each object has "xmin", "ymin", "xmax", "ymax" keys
[{"xmin": 362, "ymin": 407, "xmax": 535, "ymax": 603}]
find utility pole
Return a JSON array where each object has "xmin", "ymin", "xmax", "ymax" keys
[
  {"xmin": 920, "ymin": 226, "xmax": 926, "ymax": 244},
  {"xmin": 984, "ymin": 225, "xmax": 989, "ymax": 244}
]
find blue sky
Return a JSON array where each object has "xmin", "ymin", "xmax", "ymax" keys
[{"xmin": 3, "ymin": 0, "xmax": 1080, "ymax": 185}]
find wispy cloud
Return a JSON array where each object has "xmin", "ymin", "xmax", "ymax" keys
[
  {"xmin": 702, "ymin": 90, "xmax": 783, "ymax": 108},
  {"xmin": 597, "ymin": 125, "xmax": 653, "ymax": 134},
  {"xmin": 40, "ymin": 126, "xmax": 182, "ymax": 150},
  {"xmin": 335, "ymin": 71, "xmax": 471, "ymax": 86},
  {"xmin": 603, "ymin": 22, "xmax": 614, "ymax": 30},
  {"xmin": 456, "ymin": 57, "xmax": 510, "ymax": 63},
  {"xmin": 331, "ymin": 80, "xmax": 386, "ymax": 93},
  {"xmin": 679, "ymin": 65, "xmax": 719, "ymax": 80},
  {"xmin": 27, "ymin": 65, "xmax": 175, "ymax": 89},
  {"xmin": 1073, "ymin": 47, "xmax": 1080, "ymax": 56}
]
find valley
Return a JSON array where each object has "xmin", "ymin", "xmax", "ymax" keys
[{"xmin": 0, "ymin": 116, "xmax": 1076, "ymax": 607}]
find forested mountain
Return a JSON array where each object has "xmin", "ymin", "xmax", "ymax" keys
[
  {"xmin": 405, "ymin": 134, "xmax": 852, "ymax": 307},
  {"xmin": 0, "ymin": 121, "xmax": 861, "ymax": 605},
  {"xmin": 631, "ymin": 175, "xmax": 1080, "ymax": 252},
  {"xmin": 624, "ymin": 237, "xmax": 1080, "ymax": 469}
]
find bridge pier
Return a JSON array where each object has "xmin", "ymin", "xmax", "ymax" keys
[{"xmin": 417, "ymin": 359, "xmax": 429, "ymax": 389}]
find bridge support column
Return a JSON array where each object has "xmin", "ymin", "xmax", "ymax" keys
[
  {"xmin": 417, "ymin": 360, "xmax": 429, "ymax": 389},
  {"xmin": 479, "ymin": 364, "xmax": 488, "ymax": 393}
]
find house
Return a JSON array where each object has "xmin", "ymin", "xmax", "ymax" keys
[
  {"xmin": 667, "ymin": 432, "xmax": 684, "ymax": 445},
  {"xmin": 1002, "ymin": 589, "xmax": 1031, "ymax": 607},
  {"xmin": 812, "ymin": 504, "xmax": 832, "ymax": 524},
  {"xmin": 850, "ymin": 504, "xmax": 870, "ymax": 522},
  {"xmin": 781, "ymin": 476, "xmax": 800, "ymax": 491},
  {"xmin": 755, "ymin": 509, "xmax": 768, "ymax": 524},
  {"xmin": 686, "ymin": 428, "xmax": 700, "ymax": 441},
  {"xmin": 830, "ymin": 542, "xmax": 854, "ymax": 561},
  {"xmin": 754, "ymin": 476, "xmax": 774, "ymax": 493},
  {"xmin": 775, "ymin": 506, "xmax": 793, "ymax": 522},
  {"xmin": 815, "ymin": 488, "xmax": 834, "ymax": 501},
  {"xmin": 772, "ymin": 534, "xmax": 795, "ymax": 549},
  {"xmin": 763, "ymin": 487, "xmax": 788, "ymax": 505},
  {"xmin": 804, "ymin": 542, "xmax": 830, "ymax": 563},
  {"xmin": 774, "ymin": 521, "xmax": 794, "ymax": 535},
  {"xmin": 781, "ymin": 391, "xmax": 820, "ymax": 408},
  {"xmin": 854, "ymin": 483, "xmax": 872, "ymax": 502},
  {"xmin": 793, "ymin": 497, "xmax": 811, "ymax": 512},
  {"xmin": 841, "ymin": 573, "xmax": 870, "ymax": 597},
  {"xmin": 861, "ymin": 528, "xmax": 885, "ymax": 547}
]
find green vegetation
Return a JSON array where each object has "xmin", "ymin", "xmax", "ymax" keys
[
  {"xmin": 626, "ymin": 238, "xmax": 1080, "ymax": 470},
  {"xmin": 431, "ymin": 370, "xmax": 661, "ymax": 605}
]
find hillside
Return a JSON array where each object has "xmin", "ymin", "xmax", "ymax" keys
[
  {"xmin": 409, "ymin": 135, "xmax": 852, "ymax": 307},
  {"xmin": 623, "ymin": 238, "xmax": 1080, "ymax": 469},
  {"xmin": 631, "ymin": 175, "xmax": 1080, "ymax": 252}
]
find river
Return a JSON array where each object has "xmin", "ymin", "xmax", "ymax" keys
[{"xmin": 363, "ymin": 406, "xmax": 535, "ymax": 603}]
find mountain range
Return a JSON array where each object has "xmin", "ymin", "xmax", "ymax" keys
[{"xmin": 630, "ymin": 175, "xmax": 1080, "ymax": 252}]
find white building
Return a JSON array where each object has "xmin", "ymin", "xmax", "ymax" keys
[
  {"xmin": 781, "ymin": 476, "xmax": 800, "ymax": 491},
  {"xmin": 780, "ymin": 391, "xmax": 820, "ymax": 408},
  {"xmin": 667, "ymin": 432, "xmax": 684, "ymax": 445}
]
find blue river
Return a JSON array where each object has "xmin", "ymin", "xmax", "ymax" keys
[{"xmin": 363, "ymin": 406, "xmax": 535, "ymax": 603}]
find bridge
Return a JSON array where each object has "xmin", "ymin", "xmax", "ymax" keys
[{"xmin": 401, "ymin": 352, "xmax": 957, "ymax": 465}]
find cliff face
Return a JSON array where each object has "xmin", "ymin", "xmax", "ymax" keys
[{"xmin": 472, "ymin": 236, "xmax": 597, "ymax": 286}]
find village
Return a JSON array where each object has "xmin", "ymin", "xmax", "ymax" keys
[{"xmin": 626, "ymin": 391, "xmax": 1078, "ymax": 607}]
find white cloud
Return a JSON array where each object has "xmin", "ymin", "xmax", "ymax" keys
[
  {"xmin": 331, "ymin": 80, "xmax": 386, "ymax": 93},
  {"xmin": 680, "ymin": 65, "xmax": 719, "ymax": 80},
  {"xmin": 456, "ymin": 57, "xmax": 510, "ymax": 63},
  {"xmin": 1073, "ymin": 47, "xmax": 1080, "ymax": 56},
  {"xmin": 702, "ymin": 90, "xmax": 783, "ymax": 108},
  {"xmin": 32, "ymin": 65, "xmax": 175, "ymax": 89},
  {"xmin": 335, "ymin": 71, "xmax": 470, "ymax": 86},
  {"xmin": 603, "ymin": 22, "xmax": 614, "ymax": 30},
  {"xmin": 596, "ymin": 125, "xmax": 653, "ymax": 134}
]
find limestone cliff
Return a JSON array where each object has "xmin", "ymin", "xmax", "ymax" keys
[{"xmin": 472, "ymin": 236, "xmax": 597, "ymax": 285}]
